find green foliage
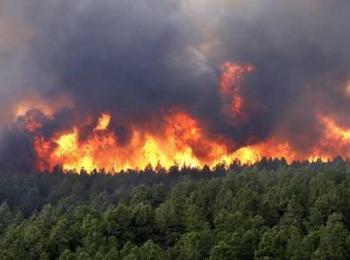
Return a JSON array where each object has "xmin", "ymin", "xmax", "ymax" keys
[{"xmin": 1, "ymin": 160, "xmax": 350, "ymax": 259}]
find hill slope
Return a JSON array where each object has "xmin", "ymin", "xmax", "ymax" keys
[{"xmin": 1, "ymin": 160, "xmax": 350, "ymax": 259}]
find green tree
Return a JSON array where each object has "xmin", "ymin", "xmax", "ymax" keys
[
  {"xmin": 313, "ymin": 214, "xmax": 349, "ymax": 259},
  {"xmin": 140, "ymin": 240, "xmax": 166, "ymax": 260},
  {"xmin": 59, "ymin": 249, "xmax": 75, "ymax": 260},
  {"xmin": 104, "ymin": 247, "xmax": 120, "ymax": 260}
]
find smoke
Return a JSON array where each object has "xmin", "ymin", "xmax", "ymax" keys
[{"xmin": 0, "ymin": 0, "xmax": 350, "ymax": 170}]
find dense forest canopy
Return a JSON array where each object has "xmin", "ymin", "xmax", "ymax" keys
[{"xmin": 1, "ymin": 159, "xmax": 350, "ymax": 259}]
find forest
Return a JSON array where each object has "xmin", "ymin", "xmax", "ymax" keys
[{"xmin": 1, "ymin": 158, "xmax": 350, "ymax": 259}]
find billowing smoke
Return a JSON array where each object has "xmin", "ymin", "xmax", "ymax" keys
[{"xmin": 1, "ymin": 0, "xmax": 350, "ymax": 171}]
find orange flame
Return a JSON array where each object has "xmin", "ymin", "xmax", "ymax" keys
[
  {"xmin": 94, "ymin": 113, "xmax": 111, "ymax": 131},
  {"xmin": 220, "ymin": 62, "xmax": 255, "ymax": 118},
  {"xmin": 34, "ymin": 112, "xmax": 234, "ymax": 172},
  {"xmin": 16, "ymin": 62, "xmax": 350, "ymax": 174},
  {"xmin": 32, "ymin": 111, "xmax": 343, "ymax": 174}
]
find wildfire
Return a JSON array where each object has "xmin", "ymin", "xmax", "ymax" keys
[
  {"xmin": 321, "ymin": 116, "xmax": 350, "ymax": 141},
  {"xmin": 30, "ymin": 110, "xmax": 344, "ymax": 174},
  {"xmin": 220, "ymin": 62, "xmax": 255, "ymax": 119},
  {"xmin": 33, "ymin": 111, "xmax": 233, "ymax": 172},
  {"xmin": 12, "ymin": 62, "xmax": 350, "ymax": 174},
  {"xmin": 94, "ymin": 113, "xmax": 111, "ymax": 131}
]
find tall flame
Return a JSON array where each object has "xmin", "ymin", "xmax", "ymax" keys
[
  {"xmin": 30, "ymin": 110, "xmax": 349, "ymax": 174},
  {"xmin": 220, "ymin": 62, "xmax": 255, "ymax": 119},
  {"xmin": 33, "ymin": 111, "xmax": 233, "ymax": 172},
  {"xmin": 14, "ymin": 62, "xmax": 350, "ymax": 174}
]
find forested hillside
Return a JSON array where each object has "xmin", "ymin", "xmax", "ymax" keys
[{"xmin": 1, "ymin": 159, "xmax": 350, "ymax": 259}]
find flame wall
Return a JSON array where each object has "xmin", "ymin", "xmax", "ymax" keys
[{"xmin": 0, "ymin": 0, "xmax": 350, "ymax": 172}]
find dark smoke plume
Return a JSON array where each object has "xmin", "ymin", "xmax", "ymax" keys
[{"xmin": 1, "ymin": 0, "xmax": 350, "ymax": 170}]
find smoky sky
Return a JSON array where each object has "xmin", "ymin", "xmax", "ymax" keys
[{"xmin": 1, "ymin": 0, "xmax": 350, "ymax": 162}]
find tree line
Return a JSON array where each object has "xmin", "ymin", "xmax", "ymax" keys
[{"xmin": 0, "ymin": 158, "xmax": 350, "ymax": 259}]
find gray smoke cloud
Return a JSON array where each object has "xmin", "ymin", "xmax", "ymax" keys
[{"xmin": 0, "ymin": 0, "xmax": 350, "ymax": 170}]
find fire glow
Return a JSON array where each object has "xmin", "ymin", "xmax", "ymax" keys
[
  {"xmin": 14, "ymin": 62, "xmax": 350, "ymax": 173},
  {"xmin": 29, "ymin": 111, "xmax": 347, "ymax": 173},
  {"xmin": 220, "ymin": 62, "xmax": 255, "ymax": 119}
]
